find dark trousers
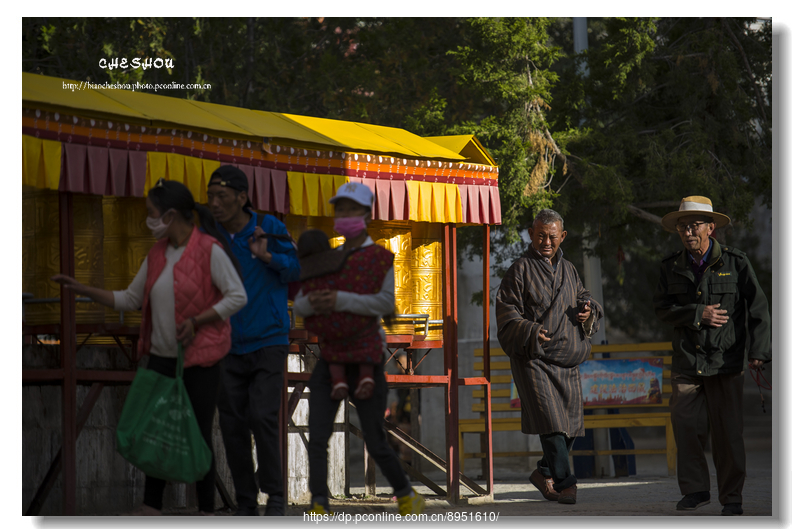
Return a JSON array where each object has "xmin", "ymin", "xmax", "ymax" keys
[
  {"xmin": 538, "ymin": 432, "xmax": 577, "ymax": 491},
  {"xmin": 670, "ymin": 370, "xmax": 746, "ymax": 505},
  {"xmin": 217, "ymin": 346, "xmax": 287, "ymax": 509},
  {"xmin": 308, "ymin": 359, "xmax": 410, "ymax": 500},
  {"xmin": 142, "ymin": 354, "xmax": 221, "ymax": 512}
]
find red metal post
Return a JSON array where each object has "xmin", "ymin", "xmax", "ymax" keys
[
  {"xmin": 442, "ymin": 224, "xmax": 460, "ymax": 503},
  {"xmin": 482, "ymin": 224, "xmax": 494, "ymax": 494},
  {"xmin": 58, "ymin": 191, "xmax": 77, "ymax": 515}
]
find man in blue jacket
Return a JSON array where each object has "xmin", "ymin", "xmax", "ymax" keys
[{"xmin": 208, "ymin": 165, "xmax": 300, "ymax": 516}]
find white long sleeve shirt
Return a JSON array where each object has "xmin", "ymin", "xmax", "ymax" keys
[{"xmin": 113, "ymin": 244, "xmax": 247, "ymax": 358}]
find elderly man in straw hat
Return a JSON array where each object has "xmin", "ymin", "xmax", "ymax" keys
[{"xmin": 653, "ymin": 196, "xmax": 771, "ymax": 516}]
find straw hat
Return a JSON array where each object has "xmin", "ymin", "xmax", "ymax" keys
[{"xmin": 661, "ymin": 196, "xmax": 731, "ymax": 233}]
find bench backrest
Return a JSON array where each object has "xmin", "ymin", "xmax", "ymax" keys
[{"xmin": 471, "ymin": 343, "xmax": 673, "ymax": 414}]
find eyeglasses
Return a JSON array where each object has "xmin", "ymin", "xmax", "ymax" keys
[{"xmin": 675, "ymin": 222, "xmax": 708, "ymax": 233}]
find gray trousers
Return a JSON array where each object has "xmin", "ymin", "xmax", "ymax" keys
[{"xmin": 670, "ymin": 370, "xmax": 746, "ymax": 505}]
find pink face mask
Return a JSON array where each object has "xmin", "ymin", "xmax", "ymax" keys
[
  {"xmin": 145, "ymin": 209, "xmax": 174, "ymax": 239},
  {"xmin": 334, "ymin": 216, "xmax": 367, "ymax": 239}
]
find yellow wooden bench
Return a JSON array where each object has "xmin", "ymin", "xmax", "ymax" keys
[{"xmin": 460, "ymin": 343, "xmax": 677, "ymax": 476}]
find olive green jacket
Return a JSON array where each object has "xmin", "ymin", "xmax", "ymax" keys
[{"xmin": 653, "ymin": 238, "xmax": 771, "ymax": 376}]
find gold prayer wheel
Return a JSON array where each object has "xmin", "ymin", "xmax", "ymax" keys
[
  {"xmin": 102, "ymin": 197, "xmax": 156, "ymax": 325},
  {"xmin": 22, "ymin": 187, "xmax": 106, "ymax": 325},
  {"xmin": 410, "ymin": 223, "xmax": 444, "ymax": 340},
  {"xmin": 371, "ymin": 220, "xmax": 414, "ymax": 335}
]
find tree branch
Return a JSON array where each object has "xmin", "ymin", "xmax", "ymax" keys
[
  {"xmin": 633, "ymin": 201, "xmax": 679, "ymax": 208},
  {"xmin": 627, "ymin": 204, "xmax": 664, "ymax": 226},
  {"xmin": 722, "ymin": 18, "xmax": 768, "ymax": 124}
]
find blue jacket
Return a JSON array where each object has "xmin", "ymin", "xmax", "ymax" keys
[{"xmin": 216, "ymin": 212, "xmax": 300, "ymax": 354}]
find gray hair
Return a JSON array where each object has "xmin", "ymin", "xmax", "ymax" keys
[{"xmin": 533, "ymin": 209, "xmax": 564, "ymax": 230}]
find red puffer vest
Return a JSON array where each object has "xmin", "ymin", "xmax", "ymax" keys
[{"xmin": 137, "ymin": 226, "xmax": 231, "ymax": 367}]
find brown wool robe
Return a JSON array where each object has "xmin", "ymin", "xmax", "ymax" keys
[{"xmin": 496, "ymin": 247, "xmax": 603, "ymax": 437}]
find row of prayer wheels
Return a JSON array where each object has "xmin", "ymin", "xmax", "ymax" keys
[{"xmin": 22, "ymin": 188, "xmax": 444, "ymax": 340}]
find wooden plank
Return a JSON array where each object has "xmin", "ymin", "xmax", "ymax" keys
[
  {"xmin": 472, "ymin": 389, "xmax": 511, "ymax": 399},
  {"xmin": 472, "ymin": 400, "xmax": 671, "ymax": 413},
  {"xmin": 463, "ymin": 448, "xmax": 667, "ymax": 459},
  {"xmin": 585, "ymin": 398, "xmax": 671, "ymax": 409},
  {"xmin": 591, "ymin": 342, "xmax": 673, "ymax": 353},
  {"xmin": 473, "ymin": 348, "xmax": 507, "ymax": 357},
  {"xmin": 400, "ymin": 460, "xmax": 446, "ymax": 497},
  {"xmin": 471, "ymin": 403, "xmax": 520, "ymax": 412},
  {"xmin": 464, "ymin": 451, "xmax": 543, "ymax": 459},
  {"xmin": 474, "ymin": 343, "xmax": 673, "ymax": 357},
  {"xmin": 474, "ymin": 388, "xmax": 671, "ymax": 401},
  {"xmin": 473, "ymin": 361, "xmax": 511, "ymax": 371},
  {"xmin": 584, "ymin": 417, "xmax": 669, "ymax": 428},
  {"xmin": 457, "ymin": 377, "xmax": 489, "ymax": 386},
  {"xmin": 568, "ymin": 449, "xmax": 667, "ymax": 456},
  {"xmin": 460, "ymin": 413, "xmax": 672, "ymax": 433}
]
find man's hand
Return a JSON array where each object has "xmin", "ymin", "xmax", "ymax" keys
[
  {"xmin": 249, "ymin": 227, "xmax": 272, "ymax": 263},
  {"xmin": 576, "ymin": 300, "xmax": 592, "ymax": 323},
  {"xmin": 701, "ymin": 303, "xmax": 729, "ymax": 327},
  {"xmin": 749, "ymin": 359, "xmax": 764, "ymax": 369},
  {"xmin": 308, "ymin": 289, "xmax": 337, "ymax": 315},
  {"xmin": 537, "ymin": 328, "xmax": 551, "ymax": 343}
]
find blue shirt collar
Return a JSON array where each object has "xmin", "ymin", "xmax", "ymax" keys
[
  {"xmin": 688, "ymin": 238, "xmax": 713, "ymax": 266},
  {"xmin": 218, "ymin": 210, "xmax": 257, "ymax": 240}
]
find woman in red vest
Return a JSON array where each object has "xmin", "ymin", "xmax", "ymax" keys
[{"xmin": 52, "ymin": 179, "xmax": 247, "ymax": 515}]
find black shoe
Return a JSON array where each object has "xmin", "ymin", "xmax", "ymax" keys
[
  {"xmin": 234, "ymin": 505, "xmax": 260, "ymax": 516},
  {"xmin": 676, "ymin": 491, "xmax": 711, "ymax": 511},
  {"xmin": 721, "ymin": 503, "xmax": 743, "ymax": 516},
  {"xmin": 264, "ymin": 494, "xmax": 285, "ymax": 516}
]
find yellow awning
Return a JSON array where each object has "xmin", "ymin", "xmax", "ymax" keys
[
  {"xmin": 191, "ymin": 101, "xmax": 347, "ymax": 148},
  {"xmin": 22, "ymin": 72, "xmax": 148, "ymax": 121},
  {"xmin": 425, "ymin": 135, "xmax": 498, "ymax": 166},
  {"xmin": 281, "ymin": 114, "xmax": 464, "ymax": 161},
  {"xmin": 96, "ymin": 88, "xmax": 253, "ymax": 138},
  {"xmin": 23, "ymin": 72, "xmax": 467, "ymax": 161}
]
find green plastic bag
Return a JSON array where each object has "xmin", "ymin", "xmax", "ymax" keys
[{"xmin": 116, "ymin": 344, "xmax": 211, "ymax": 483}]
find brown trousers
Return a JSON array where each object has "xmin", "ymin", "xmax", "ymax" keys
[{"xmin": 670, "ymin": 370, "xmax": 746, "ymax": 505}]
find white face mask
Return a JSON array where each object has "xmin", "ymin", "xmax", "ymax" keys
[{"xmin": 146, "ymin": 209, "xmax": 174, "ymax": 239}]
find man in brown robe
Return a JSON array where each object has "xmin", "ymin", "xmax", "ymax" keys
[{"xmin": 496, "ymin": 209, "xmax": 603, "ymax": 505}]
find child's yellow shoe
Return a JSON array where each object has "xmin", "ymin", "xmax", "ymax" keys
[
  {"xmin": 307, "ymin": 501, "xmax": 333, "ymax": 515},
  {"xmin": 397, "ymin": 488, "xmax": 425, "ymax": 516}
]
